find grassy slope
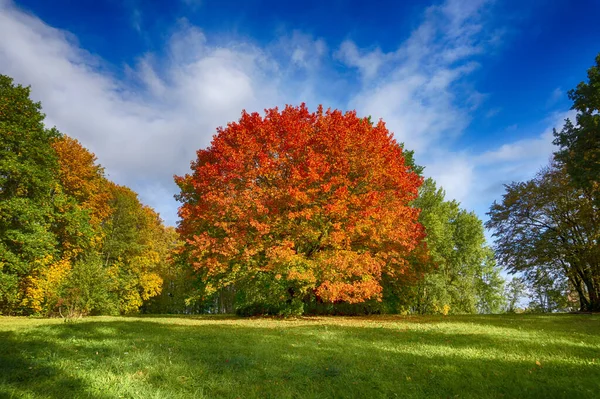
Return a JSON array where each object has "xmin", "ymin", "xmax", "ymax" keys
[{"xmin": 0, "ymin": 314, "xmax": 599, "ymax": 399}]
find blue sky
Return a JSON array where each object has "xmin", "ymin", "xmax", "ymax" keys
[{"xmin": 1, "ymin": 0, "xmax": 599, "ymax": 228}]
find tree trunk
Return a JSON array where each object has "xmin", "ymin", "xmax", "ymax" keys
[
  {"xmin": 568, "ymin": 273, "xmax": 590, "ymax": 311},
  {"xmin": 580, "ymin": 272, "xmax": 600, "ymax": 311},
  {"xmin": 588, "ymin": 288, "xmax": 600, "ymax": 312}
]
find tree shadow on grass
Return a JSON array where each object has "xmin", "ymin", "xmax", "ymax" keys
[
  {"xmin": 0, "ymin": 330, "xmax": 113, "ymax": 399},
  {"xmin": 2, "ymin": 319, "xmax": 599, "ymax": 398}
]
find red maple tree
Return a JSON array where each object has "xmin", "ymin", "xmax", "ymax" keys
[{"xmin": 175, "ymin": 104, "xmax": 425, "ymax": 305}]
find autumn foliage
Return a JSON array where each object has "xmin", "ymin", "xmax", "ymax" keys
[
  {"xmin": 2, "ymin": 74, "xmax": 507, "ymax": 317},
  {"xmin": 176, "ymin": 104, "xmax": 426, "ymax": 311},
  {"xmin": 0, "ymin": 75, "xmax": 178, "ymax": 316},
  {"xmin": 52, "ymin": 135, "xmax": 112, "ymax": 229}
]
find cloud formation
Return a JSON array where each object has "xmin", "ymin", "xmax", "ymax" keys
[
  {"xmin": 0, "ymin": 0, "xmax": 569, "ymax": 226},
  {"xmin": 334, "ymin": 0, "xmax": 497, "ymax": 204},
  {"xmin": 0, "ymin": 4, "xmax": 292, "ymax": 222}
]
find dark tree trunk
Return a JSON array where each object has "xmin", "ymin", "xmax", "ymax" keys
[
  {"xmin": 588, "ymin": 289, "xmax": 600, "ymax": 312},
  {"xmin": 216, "ymin": 285, "xmax": 236, "ymax": 313},
  {"xmin": 580, "ymin": 272, "xmax": 600, "ymax": 312},
  {"xmin": 567, "ymin": 273, "xmax": 590, "ymax": 311}
]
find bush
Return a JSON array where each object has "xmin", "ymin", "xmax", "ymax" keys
[{"xmin": 57, "ymin": 254, "xmax": 117, "ymax": 317}]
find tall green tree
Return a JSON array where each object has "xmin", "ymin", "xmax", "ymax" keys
[
  {"xmin": 390, "ymin": 179, "xmax": 505, "ymax": 314},
  {"xmin": 0, "ymin": 75, "xmax": 61, "ymax": 313},
  {"xmin": 0, "ymin": 74, "xmax": 173, "ymax": 316},
  {"xmin": 554, "ymin": 53, "xmax": 600, "ymax": 207},
  {"xmin": 504, "ymin": 277, "xmax": 526, "ymax": 313},
  {"xmin": 101, "ymin": 183, "xmax": 172, "ymax": 314},
  {"xmin": 475, "ymin": 249, "xmax": 507, "ymax": 314},
  {"xmin": 487, "ymin": 163, "xmax": 600, "ymax": 311}
]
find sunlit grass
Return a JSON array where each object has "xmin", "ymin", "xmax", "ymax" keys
[{"xmin": 1, "ymin": 314, "xmax": 599, "ymax": 398}]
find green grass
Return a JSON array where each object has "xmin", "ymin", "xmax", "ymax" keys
[{"xmin": 1, "ymin": 314, "xmax": 599, "ymax": 398}]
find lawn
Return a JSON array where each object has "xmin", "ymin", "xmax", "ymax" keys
[{"xmin": 0, "ymin": 314, "xmax": 599, "ymax": 398}]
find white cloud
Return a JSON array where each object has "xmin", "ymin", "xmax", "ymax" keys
[
  {"xmin": 0, "ymin": 2, "xmax": 341, "ymax": 225},
  {"xmin": 335, "ymin": 0, "xmax": 497, "ymax": 205},
  {"xmin": 0, "ymin": 0, "xmax": 571, "ymax": 231},
  {"xmin": 334, "ymin": 0, "xmax": 569, "ymax": 217},
  {"xmin": 277, "ymin": 31, "xmax": 327, "ymax": 69},
  {"xmin": 461, "ymin": 110, "xmax": 575, "ymax": 217},
  {"xmin": 477, "ymin": 111, "xmax": 572, "ymax": 165},
  {"xmin": 0, "ymin": 2, "xmax": 298, "ymax": 225},
  {"xmin": 335, "ymin": 41, "xmax": 387, "ymax": 80},
  {"xmin": 337, "ymin": 0, "xmax": 495, "ymax": 157},
  {"xmin": 426, "ymin": 153, "xmax": 475, "ymax": 203}
]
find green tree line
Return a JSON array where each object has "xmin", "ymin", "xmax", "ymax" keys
[
  {"xmin": 0, "ymin": 75, "xmax": 178, "ymax": 316},
  {"xmin": 1, "ymin": 73, "xmax": 509, "ymax": 316}
]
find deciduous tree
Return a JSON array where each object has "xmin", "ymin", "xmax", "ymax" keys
[
  {"xmin": 0, "ymin": 75, "xmax": 60, "ymax": 313},
  {"xmin": 504, "ymin": 277, "xmax": 526, "ymax": 313},
  {"xmin": 391, "ymin": 179, "xmax": 505, "ymax": 314},
  {"xmin": 487, "ymin": 163, "xmax": 600, "ymax": 311},
  {"xmin": 554, "ymin": 53, "xmax": 600, "ymax": 207},
  {"xmin": 51, "ymin": 135, "xmax": 111, "ymax": 230},
  {"xmin": 102, "ymin": 183, "xmax": 171, "ymax": 313},
  {"xmin": 176, "ymin": 104, "xmax": 425, "ymax": 314},
  {"xmin": 0, "ymin": 74, "xmax": 175, "ymax": 316}
]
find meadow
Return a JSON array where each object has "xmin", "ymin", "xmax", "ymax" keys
[{"xmin": 1, "ymin": 314, "xmax": 599, "ymax": 398}]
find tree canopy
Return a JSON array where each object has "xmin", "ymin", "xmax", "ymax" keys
[
  {"xmin": 175, "ymin": 104, "xmax": 426, "ymax": 314},
  {"xmin": 487, "ymin": 163, "xmax": 599, "ymax": 311},
  {"xmin": 0, "ymin": 75, "xmax": 61, "ymax": 312},
  {"xmin": 489, "ymin": 54, "xmax": 600, "ymax": 313},
  {"xmin": 554, "ymin": 53, "xmax": 600, "ymax": 207},
  {"xmin": 0, "ymin": 74, "xmax": 177, "ymax": 316},
  {"xmin": 2, "ymin": 73, "xmax": 505, "ymax": 317},
  {"xmin": 388, "ymin": 179, "xmax": 505, "ymax": 315}
]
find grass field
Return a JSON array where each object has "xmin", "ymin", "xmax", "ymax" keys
[{"xmin": 1, "ymin": 314, "xmax": 599, "ymax": 398}]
